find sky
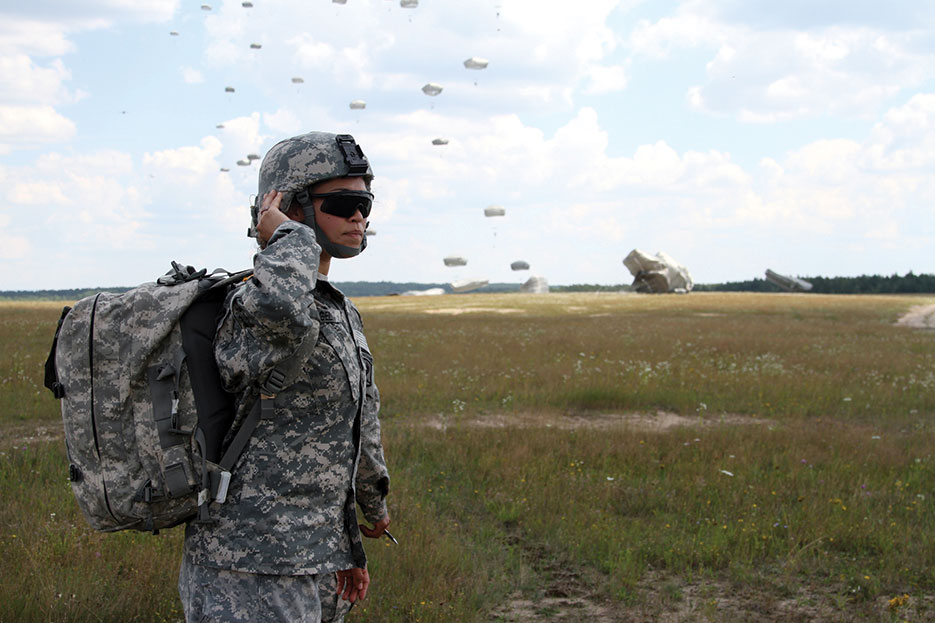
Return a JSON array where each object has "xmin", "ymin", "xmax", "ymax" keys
[{"xmin": 2, "ymin": 0, "xmax": 935, "ymax": 290}]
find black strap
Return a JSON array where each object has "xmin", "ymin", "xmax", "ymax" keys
[
  {"xmin": 43, "ymin": 306, "xmax": 71, "ymax": 398},
  {"xmin": 219, "ymin": 397, "xmax": 264, "ymax": 472}
]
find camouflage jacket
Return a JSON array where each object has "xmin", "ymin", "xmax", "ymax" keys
[{"xmin": 184, "ymin": 221, "xmax": 389, "ymax": 575}]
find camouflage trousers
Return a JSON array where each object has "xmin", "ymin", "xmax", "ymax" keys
[{"xmin": 178, "ymin": 553, "xmax": 353, "ymax": 623}]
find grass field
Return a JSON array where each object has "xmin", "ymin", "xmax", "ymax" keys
[{"xmin": 2, "ymin": 292, "xmax": 934, "ymax": 622}]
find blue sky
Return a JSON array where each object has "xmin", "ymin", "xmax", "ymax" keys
[{"xmin": 2, "ymin": 0, "xmax": 934, "ymax": 289}]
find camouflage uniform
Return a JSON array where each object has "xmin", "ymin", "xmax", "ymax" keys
[{"xmin": 181, "ymin": 219, "xmax": 389, "ymax": 622}]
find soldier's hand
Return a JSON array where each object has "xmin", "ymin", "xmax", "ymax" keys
[
  {"xmin": 256, "ymin": 190, "xmax": 290, "ymax": 245},
  {"xmin": 336, "ymin": 566, "xmax": 369, "ymax": 603},
  {"xmin": 360, "ymin": 514, "xmax": 390, "ymax": 539}
]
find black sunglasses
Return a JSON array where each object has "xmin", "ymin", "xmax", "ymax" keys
[{"xmin": 297, "ymin": 190, "xmax": 373, "ymax": 219}]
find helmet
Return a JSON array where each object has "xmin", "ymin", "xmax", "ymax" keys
[{"xmin": 249, "ymin": 131, "xmax": 373, "ymax": 257}]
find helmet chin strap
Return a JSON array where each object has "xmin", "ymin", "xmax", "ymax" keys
[{"xmin": 304, "ymin": 213, "xmax": 366, "ymax": 258}]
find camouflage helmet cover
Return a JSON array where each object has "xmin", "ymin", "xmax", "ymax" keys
[{"xmin": 248, "ymin": 131, "xmax": 373, "ymax": 239}]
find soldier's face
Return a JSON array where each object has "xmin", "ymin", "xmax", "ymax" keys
[{"xmin": 310, "ymin": 177, "xmax": 369, "ymax": 253}]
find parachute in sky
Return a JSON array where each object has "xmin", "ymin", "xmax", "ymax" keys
[
  {"xmin": 215, "ymin": 124, "xmax": 225, "ymax": 129},
  {"xmin": 444, "ymin": 256, "xmax": 467, "ymax": 267},
  {"xmin": 291, "ymin": 77, "xmax": 305, "ymax": 84},
  {"xmin": 422, "ymin": 83, "xmax": 443, "ymax": 96},
  {"xmin": 400, "ymin": 0, "xmax": 419, "ymax": 7},
  {"xmin": 334, "ymin": 0, "xmax": 348, "ymax": 3},
  {"xmin": 365, "ymin": 228, "xmax": 376, "ymax": 237},
  {"xmin": 623, "ymin": 249, "xmax": 693, "ymax": 294},
  {"xmin": 236, "ymin": 159, "xmax": 250, "ymax": 166},
  {"xmin": 246, "ymin": 153, "xmax": 260, "ymax": 161},
  {"xmin": 450, "ymin": 278, "xmax": 488, "ymax": 293},
  {"xmin": 242, "ymin": 2, "xmax": 253, "ymax": 7},
  {"xmin": 349, "ymin": 100, "xmax": 366, "ymax": 110},
  {"xmin": 463, "ymin": 57, "xmax": 489, "ymax": 70},
  {"xmin": 169, "ymin": 31, "xmax": 179, "ymax": 36},
  {"xmin": 249, "ymin": 43, "xmax": 262, "ymax": 49},
  {"xmin": 431, "ymin": 138, "xmax": 449, "ymax": 146},
  {"xmin": 484, "ymin": 205, "xmax": 505, "ymax": 217},
  {"xmin": 510, "ymin": 260, "xmax": 530, "ymax": 271},
  {"xmin": 224, "ymin": 86, "xmax": 235, "ymax": 93},
  {"xmin": 219, "ymin": 167, "xmax": 230, "ymax": 172},
  {"xmin": 201, "ymin": 4, "xmax": 211, "ymax": 10}
]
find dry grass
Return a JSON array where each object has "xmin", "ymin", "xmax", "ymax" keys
[{"xmin": 2, "ymin": 292, "xmax": 935, "ymax": 622}]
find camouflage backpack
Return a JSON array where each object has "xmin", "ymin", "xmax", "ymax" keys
[{"xmin": 43, "ymin": 262, "xmax": 312, "ymax": 533}]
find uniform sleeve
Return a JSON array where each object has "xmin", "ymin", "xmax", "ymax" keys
[
  {"xmin": 214, "ymin": 221, "xmax": 322, "ymax": 394},
  {"xmin": 352, "ymin": 312, "xmax": 390, "ymax": 523}
]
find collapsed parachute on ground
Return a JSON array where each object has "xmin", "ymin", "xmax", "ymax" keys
[
  {"xmin": 291, "ymin": 77, "xmax": 304, "ymax": 84},
  {"xmin": 623, "ymin": 249, "xmax": 693, "ymax": 294},
  {"xmin": 451, "ymin": 278, "xmax": 488, "ymax": 293},
  {"xmin": 431, "ymin": 138, "xmax": 449, "ymax": 145},
  {"xmin": 401, "ymin": 287, "xmax": 444, "ymax": 296},
  {"xmin": 463, "ymin": 57, "xmax": 489, "ymax": 70},
  {"xmin": 349, "ymin": 100, "xmax": 366, "ymax": 110},
  {"xmin": 484, "ymin": 205, "xmax": 505, "ymax": 217},
  {"xmin": 510, "ymin": 260, "xmax": 530, "ymax": 271},
  {"xmin": 444, "ymin": 256, "xmax": 467, "ymax": 267},
  {"xmin": 521, "ymin": 275, "xmax": 549, "ymax": 294},
  {"xmin": 422, "ymin": 83, "xmax": 443, "ymax": 96},
  {"xmin": 765, "ymin": 269, "xmax": 812, "ymax": 292}
]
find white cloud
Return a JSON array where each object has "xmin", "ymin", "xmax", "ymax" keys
[
  {"xmin": 0, "ymin": 105, "xmax": 76, "ymax": 148},
  {"xmin": 181, "ymin": 66, "xmax": 204, "ymax": 84}
]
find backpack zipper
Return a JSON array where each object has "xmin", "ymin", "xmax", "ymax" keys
[{"xmin": 89, "ymin": 294, "xmax": 119, "ymax": 524}]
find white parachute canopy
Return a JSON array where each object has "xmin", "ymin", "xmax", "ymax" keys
[
  {"xmin": 400, "ymin": 0, "xmax": 419, "ymax": 7},
  {"xmin": 224, "ymin": 86, "xmax": 235, "ymax": 93},
  {"xmin": 249, "ymin": 43, "xmax": 262, "ymax": 49},
  {"xmin": 623, "ymin": 249, "xmax": 694, "ymax": 294},
  {"xmin": 242, "ymin": 2, "xmax": 253, "ymax": 7},
  {"xmin": 401, "ymin": 287, "xmax": 444, "ymax": 296},
  {"xmin": 510, "ymin": 260, "xmax": 530, "ymax": 271},
  {"xmin": 422, "ymin": 83, "xmax": 443, "ymax": 96},
  {"xmin": 463, "ymin": 57, "xmax": 489, "ymax": 70},
  {"xmin": 450, "ymin": 278, "xmax": 488, "ymax": 293},
  {"xmin": 443, "ymin": 256, "xmax": 467, "ymax": 267},
  {"xmin": 484, "ymin": 205, "xmax": 505, "ymax": 217},
  {"xmin": 236, "ymin": 159, "xmax": 250, "ymax": 166},
  {"xmin": 431, "ymin": 138, "xmax": 449, "ymax": 145},
  {"xmin": 291, "ymin": 77, "xmax": 305, "ymax": 84},
  {"xmin": 246, "ymin": 153, "xmax": 260, "ymax": 161},
  {"xmin": 349, "ymin": 100, "xmax": 366, "ymax": 110},
  {"xmin": 765, "ymin": 269, "xmax": 812, "ymax": 292},
  {"xmin": 521, "ymin": 275, "xmax": 549, "ymax": 294}
]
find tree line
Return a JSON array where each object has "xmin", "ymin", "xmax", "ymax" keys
[{"xmin": 694, "ymin": 272, "xmax": 935, "ymax": 294}]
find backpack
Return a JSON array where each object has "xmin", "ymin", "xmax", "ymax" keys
[{"xmin": 43, "ymin": 262, "xmax": 313, "ymax": 533}]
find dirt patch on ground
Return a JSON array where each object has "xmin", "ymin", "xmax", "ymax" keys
[
  {"xmin": 423, "ymin": 410, "xmax": 771, "ymax": 433},
  {"xmin": 0, "ymin": 422, "xmax": 62, "ymax": 450},
  {"xmin": 423, "ymin": 307, "xmax": 523, "ymax": 315},
  {"xmin": 896, "ymin": 304, "xmax": 935, "ymax": 328}
]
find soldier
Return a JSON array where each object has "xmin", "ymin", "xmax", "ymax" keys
[{"xmin": 178, "ymin": 132, "xmax": 391, "ymax": 623}]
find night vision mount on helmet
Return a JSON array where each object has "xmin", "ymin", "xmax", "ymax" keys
[{"xmin": 249, "ymin": 132, "xmax": 373, "ymax": 258}]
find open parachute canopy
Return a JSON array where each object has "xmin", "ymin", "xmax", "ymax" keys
[
  {"xmin": 431, "ymin": 138, "xmax": 449, "ymax": 145},
  {"xmin": 510, "ymin": 260, "xmax": 530, "ymax": 271},
  {"xmin": 349, "ymin": 100, "xmax": 366, "ymax": 110},
  {"xmin": 291, "ymin": 77, "xmax": 305, "ymax": 84},
  {"xmin": 422, "ymin": 83, "xmax": 443, "ymax": 96},
  {"xmin": 484, "ymin": 205, "xmax": 505, "ymax": 217},
  {"xmin": 443, "ymin": 256, "xmax": 467, "ymax": 267},
  {"xmin": 463, "ymin": 57, "xmax": 489, "ymax": 70}
]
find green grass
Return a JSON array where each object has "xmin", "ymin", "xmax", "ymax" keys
[{"xmin": 2, "ymin": 293, "xmax": 935, "ymax": 622}]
